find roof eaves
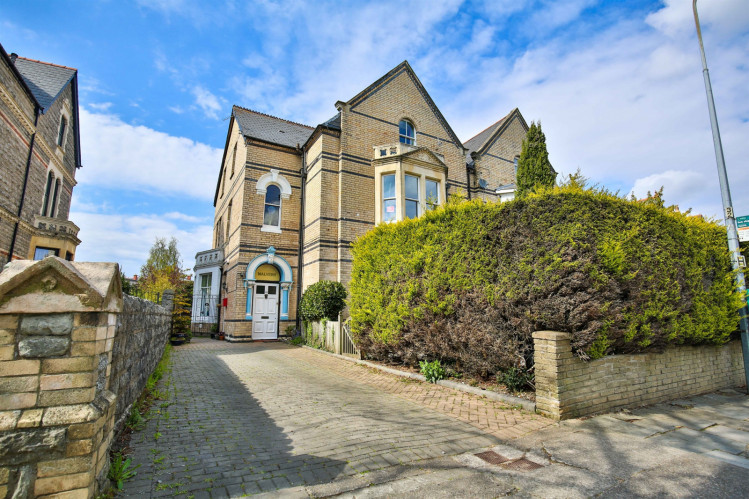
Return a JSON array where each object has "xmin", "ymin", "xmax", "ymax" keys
[{"xmin": 0, "ymin": 43, "xmax": 40, "ymax": 111}]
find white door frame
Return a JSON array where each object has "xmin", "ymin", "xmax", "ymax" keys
[{"xmin": 252, "ymin": 282, "xmax": 279, "ymax": 340}]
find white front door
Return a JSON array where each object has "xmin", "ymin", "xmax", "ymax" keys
[{"xmin": 252, "ymin": 283, "xmax": 279, "ymax": 340}]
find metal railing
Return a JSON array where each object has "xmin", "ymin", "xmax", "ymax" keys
[{"xmin": 191, "ymin": 294, "xmax": 220, "ymax": 335}]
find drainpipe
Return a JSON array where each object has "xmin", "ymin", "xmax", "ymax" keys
[
  {"xmin": 465, "ymin": 163, "xmax": 472, "ymax": 201},
  {"xmin": 8, "ymin": 105, "xmax": 41, "ymax": 265},
  {"xmin": 295, "ymin": 147, "xmax": 307, "ymax": 334}
]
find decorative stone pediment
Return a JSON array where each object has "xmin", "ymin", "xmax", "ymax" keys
[
  {"xmin": 0, "ymin": 257, "xmax": 122, "ymax": 313},
  {"xmin": 401, "ymin": 147, "xmax": 447, "ymax": 170}
]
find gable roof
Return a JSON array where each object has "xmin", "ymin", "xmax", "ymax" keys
[
  {"xmin": 345, "ymin": 61, "xmax": 464, "ymax": 150},
  {"xmin": 464, "ymin": 108, "xmax": 527, "ymax": 157},
  {"xmin": 13, "ymin": 57, "xmax": 77, "ymax": 112},
  {"xmin": 0, "ymin": 43, "xmax": 39, "ymax": 110},
  {"xmin": 233, "ymin": 105, "xmax": 313, "ymax": 149}
]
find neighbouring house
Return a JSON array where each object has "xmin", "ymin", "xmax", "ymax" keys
[
  {"xmin": 0, "ymin": 42, "xmax": 82, "ymax": 269},
  {"xmin": 192, "ymin": 60, "xmax": 531, "ymax": 341}
]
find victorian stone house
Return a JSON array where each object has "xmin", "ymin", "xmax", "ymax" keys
[
  {"xmin": 194, "ymin": 61, "xmax": 530, "ymax": 341},
  {"xmin": 0, "ymin": 42, "xmax": 82, "ymax": 269}
]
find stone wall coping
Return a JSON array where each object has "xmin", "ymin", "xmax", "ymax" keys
[
  {"xmin": 0, "ymin": 257, "xmax": 122, "ymax": 313},
  {"xmin": 532, "ymin": 331, "xmax": 573, "ymax": 341}
]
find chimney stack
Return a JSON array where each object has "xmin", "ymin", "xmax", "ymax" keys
[{"xmin": 9, "ymin": 53, "xmax": 18, "ymax": 63}]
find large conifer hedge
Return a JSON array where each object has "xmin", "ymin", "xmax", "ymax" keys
[{"xmin": 348, "ymin": 186, "xmax": 742, "ymax": 377}]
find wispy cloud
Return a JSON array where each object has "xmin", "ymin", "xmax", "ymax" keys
[
  {"xmin": 70, "ymin": 210, "xmax": 212, "ymax": 277},
  {"xmin": 191, "ymin": 85, "xmax": 224, "ymax": 120}
]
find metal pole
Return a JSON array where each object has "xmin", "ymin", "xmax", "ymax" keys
[{"xmin": 693, "ymin": 0, "xmax": 749, "ymax": 392}]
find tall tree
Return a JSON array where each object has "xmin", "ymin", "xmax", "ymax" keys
[
  {"xmin": 139, "ymin": 237, "xmax": 186, "ymax": 295},
  {"xmin": 516, "ymin": 121, "xmax": 556, "ymax": 198}
]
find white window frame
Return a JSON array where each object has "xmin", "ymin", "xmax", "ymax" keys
[
  {"xmin": 425, "ymin": 178, "xmax": 440, "ymax": 211},
  {"xmin": 404, "ymin": 174, "xmax": 420, "ymax": 219},
  {"xmin": 399, "ymin": 119, "xmax": 415, "ymax": 145},
  {"xmin": 262, "ymin": 184, "xmax": 282, "ymax": 233},
  {"xmin": 382, "ymin": 173, "xmax": 397, "ymax": 223}
]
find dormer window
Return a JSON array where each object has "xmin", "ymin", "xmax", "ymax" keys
[
  {"xmin": 399, "ymin": 120, "xmax": 415, "ymax": 145},
  {"xmin": 57, "ymin": 116, "xmax": 67, "ymax": 147}
]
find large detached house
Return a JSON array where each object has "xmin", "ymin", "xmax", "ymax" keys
[
  {"xmin": 192, "ymin": 61, "xmax": 530, "ymax": 341},
  {"xmin": 0, "ymin": 42, "xmax": 82, "ymax": 269}
]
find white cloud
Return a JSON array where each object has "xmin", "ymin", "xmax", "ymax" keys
[
  {"xmin": 191, "ymin": 85, "xmax": 224, "ymax": 120},
  {"xmin": 630, "ymin": 169, "xmax": 718, "ymax": 216},
  {"xmin": 77, "ymin": 108, "xmax": 222, "ymax": 200},
  {"xmin": 88, "ymin": 102, "xmax": 113, "ymax": 112},
  {"xmin": 163, "ymin": 212, "xmax": 208, "ymax": 223},
  {"xmin": 438, "ymin": 2, "xmax": 749, "ymax": 219},
  {"xmin": 70, "ymin": 210, "xmax": 212, "ymax": 278}
]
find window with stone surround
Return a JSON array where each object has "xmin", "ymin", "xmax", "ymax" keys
[
  {"xmin": 382, "ymin": 174, "xmax": 396, "ymax": 222},
  {"xmin": 263, "ymin": 185, "xmax": 281, "ymax": 229}
]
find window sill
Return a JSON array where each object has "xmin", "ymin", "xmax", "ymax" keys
[{"xmin": 261, "ymin": 225, "xmax": 282, "ymax": 234}]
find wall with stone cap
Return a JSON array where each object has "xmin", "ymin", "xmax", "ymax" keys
[
  {"xmin": 0, "ymin": 258, "xmax": 172, "ymax": 498},
  {"xmin": 533, "ymin": 331, "xmax": 745, "ymax": 420}
]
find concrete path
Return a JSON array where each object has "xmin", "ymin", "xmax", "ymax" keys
[
  {"xmin": 123, "ymin": 338, "xmax": 545, "ymax": 498},
  {"xmin": 330, "ymin": 389, "xmax": 749, "ymax": 498}
]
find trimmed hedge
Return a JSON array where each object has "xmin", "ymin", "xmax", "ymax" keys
[
  {"xmin": 349, "ymin": 186, "xmax": 742, "ymax": 378},
  {"xmin": 300, "ymin": 280, "xmax": 347, "ymax": 321}
]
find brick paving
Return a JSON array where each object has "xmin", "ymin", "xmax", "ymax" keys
[{"xmin": 123, "ymin": 338, "xmax": 550, "ymax": 497}]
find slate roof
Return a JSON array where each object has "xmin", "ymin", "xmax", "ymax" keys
[
  {"xmin": 463, "ymin": 109, "xmax": 515, "ymax": 157},
  {"xmin": 322, "ymin": 113, "xmax": 341, "ymax": 130},
  {"xmin": 233, "ymin": 105, "xmax": 313, "ymax": 149},
  {"xmin": 13, "ymin": 57, "xmax": 77, "ymax": 111}
]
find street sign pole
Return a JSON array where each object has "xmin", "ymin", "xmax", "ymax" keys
[{"xmin": 693, "ymin": 1, "xmax": 749, "ymax": 392}]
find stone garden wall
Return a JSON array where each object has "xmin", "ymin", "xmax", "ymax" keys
[
  {"xmin": 0, "ymin": 257, "xmax": 172, "ymax": 498},
  {"xmin": 533, "ymin": 331, "xmax": 746, "ymax": 420},
  {"xmin": 109, "ymin": 293, "xmax": 172, "ymax": 434}
]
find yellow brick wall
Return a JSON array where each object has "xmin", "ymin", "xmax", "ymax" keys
[
  {"xmin": 533, "ymin": 331, "xmax": 746, "ymax": 420},
  {"xmin": 217, "ymin": 123, "xmax": 303, "ymax": 339},
  {"xmin": 472, "ymin": 114, "xmax": 526, "ymax": 202}
]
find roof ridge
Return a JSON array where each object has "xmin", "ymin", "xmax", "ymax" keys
[
  {"xmin": 464, "ymin": 108, "xmax": 515, "ymax": 145},
  {"xmin": 16, "ymin": 56, "xmax": 77, "ymax": 71},
  {"xmin": 233, "ymin": 105, "xmax": 313, "ymax": 129}
]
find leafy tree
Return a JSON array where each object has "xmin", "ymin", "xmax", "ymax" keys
[
  {"xmin": 516, "ymin": 121, "xmax": 556, "ymax": 197},
  {"xmin": 139, "ymin": 237, "xmax": 186, "ymax": 295}
]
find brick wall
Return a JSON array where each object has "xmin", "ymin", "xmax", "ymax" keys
[{"xmin": 533, "ymin": 331, "xmax": 746, "ymax": 420}]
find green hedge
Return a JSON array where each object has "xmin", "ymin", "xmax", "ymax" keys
[
  {"xmin": 299, "ymin": 280, "xmax": 347, "ymax": 321},
  {"xmin": 349, "ymin": 186, "xmax": 742, "ymax": 377}
]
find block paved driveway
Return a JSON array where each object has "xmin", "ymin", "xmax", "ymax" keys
[{"xmin": 124, "ymin": 338, "xmax": 550, "ymax": 498}]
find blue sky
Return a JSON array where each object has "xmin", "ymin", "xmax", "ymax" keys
[{"xmin": 2, "ymin": 0, "xmax": 748, "ymax": 276}]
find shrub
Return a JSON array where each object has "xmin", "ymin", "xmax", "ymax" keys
[
  {"xmin": 349, "ymin": 185, "xmax": 742, "ymax": 378},
  {"xmin": 299, "ymin": 280, "xmax": 347, "ymax": 322},
  {"xmin": 498, "ymin": 367, "xmax": 534, "ymax": 393},
  {"xmin": 419, "ymin": 359, "xmax": 445, "ymax": 383},
  {"xmin": 171, "ymin": 280, "xmax": 193, "ymax": 342}
]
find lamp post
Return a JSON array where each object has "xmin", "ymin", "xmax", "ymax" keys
[{"xmin": 693, "ymin": 0, "xmax": 749, "ymax": 391}]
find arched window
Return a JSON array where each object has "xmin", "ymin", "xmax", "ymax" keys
[
  {"xmin": 42, "ymin": 172, "xmax": 54, "ymax": 216},
  {"xmin": 50, "ymin": 179, "xmax": 61, "ymax": 218},
  {"xmin": 399, "ymin": 120, "xmax": 415, "ymax": 145},
  {"xmin": 263, "ymin": 185, "xmax": 281, "ymax": 228}
]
